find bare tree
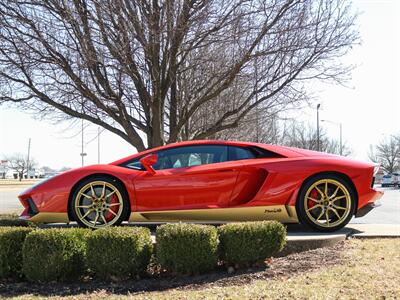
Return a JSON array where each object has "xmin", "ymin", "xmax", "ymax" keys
[
  {"xmin": 281, "ymin": 121, "xmax": 351, "ymax": 156},
  {"xmin": 369, "ymin": 135, "xmax": 400, "ymax": 174},
  {"xmin": 0, "ymin": 0, "xmax": 359, "ymax": 151},
  {"xmin": 4, "ymin": 153, "xmax": 37, "ymax": 180}
]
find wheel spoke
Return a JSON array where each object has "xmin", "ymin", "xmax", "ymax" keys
[
  {"xmin": 330, "ymin": 186, "xmax": 340, "ymax": 199},
  {"xmin": 106, "ymin": 203, "xmax": 120, "ymax": 207},
  {"xmin": 330, "ymin": 207, "xmax": 341, "ymax": 219},
  {"xmin": 332, "ymin": 195, "xmax": 347, "ymax": 202},
  {"xmin": 81, "ymin": 209, "xmax": 94, "ymax": 219},
  {"xmin": 307, "ymin": 204, "xmax": 322, "ymax": 212},
  {"xmin": 315, "ymin": 186, "xmax": 325, "ymax": 197},
  {"xmin": 106, "ymin": 208, "xmax": 117, "ymax": 216},
  {"xmin": 307, "ymin": 197, "xmax": 320, "ymax": 203},
  {"xmin": 100, "ymin": 212, "xmax": 107, "ymax": 224},
  {"xmin": 332, "ymin": 203, "xmax": 347, "ymax": 210},
  {"xmin": 93, "ymin": 211, "xmax": 99, "ymax": 225},
  {"xmin": 80, "ymin": 192, "xmax": 93, "ymax": 200},
  {"xmin": 76, "ymin": 205, "xmax": 92, "ymax": 209},
  {"xmin": 105, "ymin": 190, "xmax": 117, "ymax": 199},
  {"xmin": 90, "ymin": 183, "xmax": 96, "ymax": 198},
  {"xmin": 100, "ymin": 182, "xmax": 106, "ymax": 198},
  {"xmin": 325, "ymin": 210, "xmax": 330, "ymax": 225},
  {"xmin": 325, "ymin": 181, "xmax": 328, "ymax": 197},
  {"xmin": 316, "ymin": 209, "xmax": 325, "ymax": 221}
]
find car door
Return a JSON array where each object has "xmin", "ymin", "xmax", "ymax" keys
[{"xmin": 133, "ymin": 144, "xmax": 243, "ymax": 211}]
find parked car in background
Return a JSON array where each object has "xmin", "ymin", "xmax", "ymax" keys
[
  {"xmin": 393, "ymin": 173, "xmax": 399, "ymax": 188},
  {"xmin": 381, "ymin": 173, "xmax": 399, "ymax": 187}
]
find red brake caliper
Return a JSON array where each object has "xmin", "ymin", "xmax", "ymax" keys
[
  {"xmin": 308, "ymin": 189, "xmax": 319, "ymax": 210},
  {"xmin": 104, "ymin": 194, "xmax": 119, "ymax": 221}
]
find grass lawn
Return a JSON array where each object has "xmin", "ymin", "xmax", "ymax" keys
[{"xmin": 1, "ymin": 238, "xmax": 399, "ymax": 299}]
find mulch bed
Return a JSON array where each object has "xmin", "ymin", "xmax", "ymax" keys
[{"xmin": 0, "ymin": 241, "xmax": 349, "ymax": 298}]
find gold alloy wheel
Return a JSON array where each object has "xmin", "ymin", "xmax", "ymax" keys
[
  {"xmin": 304, "ymin": 179, "xmax": 351, "ymax": 228},
  {"xmin": 74, "ymin": 181, "xmax": 123, "ymax": 228}
]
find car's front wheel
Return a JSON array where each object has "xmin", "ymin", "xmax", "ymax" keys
[
  {"xmin": 297, "ymin": 174, "xmax": 356, "ymax": 232},
  {"xmin": 69, "ymin": 176, "xmax": 130, "ymax": 229}
]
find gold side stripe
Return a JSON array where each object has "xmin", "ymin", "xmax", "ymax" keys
[
  {"xmin": 129, "ymin": 205, "xmax": 298, "ymax": 223},
  {"xmin": 26, "ymin": 206, "xmax": 299, "ymax": 224}
]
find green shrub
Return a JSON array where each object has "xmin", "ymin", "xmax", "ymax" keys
[
  {"xmin": 218, "ymin": 221, "xmax": 286, "ymax": 266},
  {"xmin": 0, "ymin": 227, "xmax": 34, "ymax": 278},
  {"xmin": 22, "ymin": 228, "xmax": 89, "ymax": 282},
  {"xmin": 156, "ymin": 223, "xmax": 218, "ymax": 274},
  {"xmin": 86, "ymin": 227, "xmax": 153, "ymax": 280}
]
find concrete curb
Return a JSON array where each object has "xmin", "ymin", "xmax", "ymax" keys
[
  {"xmin": 277, "ymin": 227, "xmax": 352, "ymax": 256},
  {"xmin": 346, "ymin": 224, "xmax": 400, "ymax": 239},
  {"xmin": 279, "ymin": 224, "xmax": 400, "ymax": 256}
]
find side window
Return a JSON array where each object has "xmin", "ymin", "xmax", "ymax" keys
[
  {"xmin": 125, "ymin": 158, "xmax": 144, "ymax": 170},
  {"xmin": 153, "ymin": 145, "xmax": 228, "ymax": 170},
  {"xmin": 229, "ymin": 146, "xmax": 256, "ymax": 161}
]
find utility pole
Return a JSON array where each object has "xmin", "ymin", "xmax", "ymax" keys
[
  {"xmin": 97, "ymin": 126, "xmax": 100, "ymax": 164},
  {"xmin": 26, "ymin": 138, "xmax": 31, "ymax": 179},
  {"xmin": 80, "ymin": 119, "xmax": 87, "ymax": 166},
  {"xmin": 321, "ymin": 119, "xmax": 343, "ymax": 155},
  {"xmin": 316, "ymin": 104, "xmax": 321, "ymax": 151},
  {"xmin": 339, "ymin": 122, "xmax": 343, "ymax": 156}
]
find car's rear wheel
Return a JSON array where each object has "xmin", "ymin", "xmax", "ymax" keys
[
  {"xmin": 69, "ymin": 176, "xmax": 130, "ymax": 229},
  {"xmin": 297, "ymin": 174, "xmax": 356, "ymax": 232}
]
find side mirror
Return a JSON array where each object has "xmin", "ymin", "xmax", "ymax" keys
[{"xmin": 140, "ymin": 153, "xmax": 158, "ymax": 175}]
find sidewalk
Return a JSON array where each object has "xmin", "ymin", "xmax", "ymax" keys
[
  {"xmin": 347, "ymin": 223, "xmax": 400, "ymax": 238},
  {"xmin": 0, "ymin": 179, "xmax": 41, "ymax": 187}
]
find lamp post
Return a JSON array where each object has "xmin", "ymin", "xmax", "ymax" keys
[
  {"xmin": 80, "ymin": 119, "xmax": 87, "ymax": 166},
  {"xmin": 321, "ymin": 119, "xmax": 343, "ymax": 155},
  {"xmin": 97, "ymin": 126, "xmax": 100, "ymax": 164},
  {"xmin": 316, "ymin": 104, "xmax": 321, "ymax": 151},
  {"xmin": 26, "ymin": 138, "xmax": 31, "ymax": 179}
]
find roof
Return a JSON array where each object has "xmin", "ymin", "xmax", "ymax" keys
[{"xmin": 109, "ymin": 140, "xmax": 306, "ymax": 165}]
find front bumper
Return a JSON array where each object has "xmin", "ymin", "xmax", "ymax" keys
[
  {"xmin": 355, "ymin": 188, "xmax": 384, "ymax": 218},
  {"xmin": 355, "ymin": 201, "xmax": 381, "ymax": 218},
  {"xmin": 19, "ymin": 194, "xmax": 69, "ymax": 223}
]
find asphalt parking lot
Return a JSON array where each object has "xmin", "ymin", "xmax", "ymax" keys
[{"xmin": 1, "ymin": 183, "xmax": 399, "ymax": 224}]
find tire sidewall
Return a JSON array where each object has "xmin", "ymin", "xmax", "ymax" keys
[
  {"xmin": 296, "ymin": 174, "xmax": 356, "ymax": 232},
  {"xmin": 69, "ymin": 175, "xmax": 130, "ymax": 228}
]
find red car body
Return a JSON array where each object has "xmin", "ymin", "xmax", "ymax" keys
[{"xmin": 18, "ymin": 140, "xmax": 383, "ymax": 227}]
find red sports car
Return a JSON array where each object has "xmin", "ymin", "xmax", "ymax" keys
[{"xmin": 18, "ymin": 140, "xmax": 383, "ymax": 232}]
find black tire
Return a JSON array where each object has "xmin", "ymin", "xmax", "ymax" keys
[
  {"xmin": 69, "ymin": 175, "xmax": 130, "ymax": 229},
  {"xmin": 296, "ymin": 174, "xmax": 356, "ymax": 232}
]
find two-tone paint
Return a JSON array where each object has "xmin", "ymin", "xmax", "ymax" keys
[{"xmin": 18, "ymin": 140, "xmax": 383, "ymax": 226}]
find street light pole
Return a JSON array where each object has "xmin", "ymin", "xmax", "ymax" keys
[
  {"xmin": 80, "ymin": 119, "xmax": 87, "ymax": 166},
  {"xmin": 339, "ymin": 122, "xmax": 343, "ymax": 156},
  {"xmin": 97, "ymin": 126, "xmax": 100, "ymax": 164},
  {"xmin": 321, "ymin": 119, "xmax": 343, "ymax": 155},
  {"xmin": 26, "ymin": 138, "xmax": 31, "ymax": 179},
  {"xmin": 316, "ymin": 104, "xmax": 321, "ymax": 151}
]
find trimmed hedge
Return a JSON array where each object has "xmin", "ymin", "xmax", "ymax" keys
[
  {"xmin": 218, "ymin": 221, "xmax": 286, "ymax": 266},
  {"xmin": 0, "ymin": 227, "xmax": 34, "ymax": 278},
  {"xmin": 156, "ymin": 223, "xmax": 218, "ymax": 274},
  {"xmin": 22, "ymin": 228, "xmax": 89, "ymax": 282},
  {"xmin": 86, "ymin": 227, "xmax": 153, "ymax": 280}
]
